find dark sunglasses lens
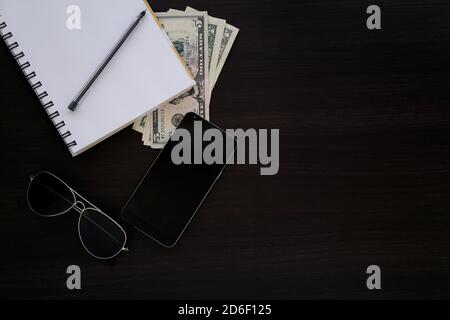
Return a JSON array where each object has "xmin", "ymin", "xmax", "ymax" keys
[
  {"xmin": 79, "ymin": 209, "xmax": 126, "ymax": 259},
  {"xmin": 28, "ymin": 172, "xmax": 75, "ymax": 216}
]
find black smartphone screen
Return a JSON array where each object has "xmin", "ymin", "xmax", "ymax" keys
[{"xmin": 122, "ymin": 113, "xmax": 233, "ymax": 247}]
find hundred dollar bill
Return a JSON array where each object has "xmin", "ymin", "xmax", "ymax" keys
[
  {"xmin": 144, "ymin": 12, "xmax": 209, "ymax": 148},
  {"xmin": 212, "ymin": 23, "xmax": 239, "ymax": 89},
  {"xmin": 186, "ymin": 7, "xmax": 225, "ymax": 89}
]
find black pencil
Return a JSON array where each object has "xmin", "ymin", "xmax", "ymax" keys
[{"xmin": 68, "ymin": 10, "xmax": 146, "ymax": 112}]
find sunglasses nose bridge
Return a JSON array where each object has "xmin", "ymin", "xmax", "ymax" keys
[{"xmin": 73, "ymin": 201, "xmax": 86, "ymax": 213}]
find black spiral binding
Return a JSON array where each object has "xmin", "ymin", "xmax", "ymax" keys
[{"xmin": 0, "ymin": 14, "xmax": 77, "ymax": 150}]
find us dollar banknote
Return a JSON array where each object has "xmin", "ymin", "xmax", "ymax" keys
[
  {"xmin": 212, "ymin": 23, "xmax": 239, "ymax": 89},
  {"xmin": 185, "ymin": 7, "xmax": 226, "ymax": 85},
  {"xmin": 132, "ymin": 8, "xmax": 239, "ymax": 149},
  {"xmin": 144, "ymin": 12, "xmax": 209, "ymax": 148},
  {"xmin": 132, "ymin": 115, "xmax": 147, "ymax": 133}
]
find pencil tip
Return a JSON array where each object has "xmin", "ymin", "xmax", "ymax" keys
[{"xmin": 68, "ymin": 101, "xmax": 78, "ymax": 111}]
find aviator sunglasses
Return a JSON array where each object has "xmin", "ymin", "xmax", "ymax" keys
[{"xmin": 27, "ymin": 171, "xmax": 128, "ymax": 259}]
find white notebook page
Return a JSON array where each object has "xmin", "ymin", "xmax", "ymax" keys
[{"xmin": 0, "ymin": 0, "xmax": 195, "ymax": 156}]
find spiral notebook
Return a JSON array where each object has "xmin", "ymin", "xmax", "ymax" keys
[{"xmin": 0, "ymin": 0, "xmax": 195, "ymax": 156}]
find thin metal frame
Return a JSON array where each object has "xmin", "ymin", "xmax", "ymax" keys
[{"xmin": 27, "ymin": 171, "xmax": 128, "ymax": 260}]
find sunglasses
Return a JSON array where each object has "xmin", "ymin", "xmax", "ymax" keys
[{"xmin": 27, "ymin": 171, "xmax": 128, "ymax": 260}]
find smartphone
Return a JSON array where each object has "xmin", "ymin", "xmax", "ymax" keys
[{"xmin": 122, "ymin": 112, "xmax": 234, "ymax": 248}]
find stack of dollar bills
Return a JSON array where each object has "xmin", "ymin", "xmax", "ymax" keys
[{"xmin": 132, "ymin": 7, "xmax": 239, "ymax": 148}]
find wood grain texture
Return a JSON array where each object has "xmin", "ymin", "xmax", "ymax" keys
[{"xmin": 1, "ymin": 0, "xmax": 450, "ymax": 299}]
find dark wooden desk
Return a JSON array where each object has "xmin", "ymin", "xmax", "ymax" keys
[{"xmin": 1, "ymin": 0, "xmax": 450, "ymax": 299}]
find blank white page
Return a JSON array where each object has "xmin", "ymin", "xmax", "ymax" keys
[{"xmin": 0, "ymin": 0, "xmax": 195, "ymax": 156}]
